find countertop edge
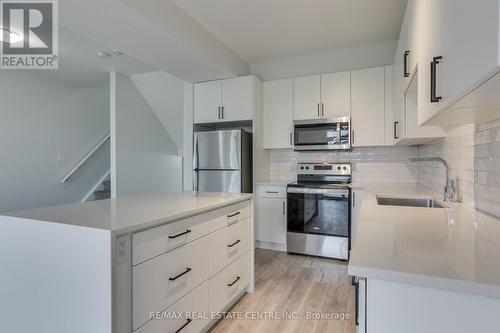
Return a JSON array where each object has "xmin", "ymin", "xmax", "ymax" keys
[
  {"xmin": 348, "ymin": 264, "xmax": 500, "ymax": 299},
  {"xmin": 112, "ymin": 195, "xmax": 253, "ymax": 236}
]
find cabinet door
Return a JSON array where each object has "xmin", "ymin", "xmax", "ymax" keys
[
  {"xmin": 417, "ymin": 0, "xmax": 498, "ymax": 125},
  {"xmin": 351, "ymin": 67, "xmax": 386, "ymax": 147},
  {"xmin": 392, "ymin": 18, "xmax": 408, "ymax": 144},
  {"xmin": 406, "ymin": 0, "xmax": 418, "ymax": 80},
  {"xmin": 293, "ymin": 75, "xmax": 321, "ymax": 120},
  {"xmin": 384, "ymin": 66, "xmax": 395, "ymax": 146},
  {"xmin": 221, "ymin": 76, "xmax": 253, "ymax": 122},
  {"xmin": 194, "ymin": 80, "xmax": 221, "ymax": 124},
  {"xmin": 263, "ymin": 79, "xmax": 293, "ymax": 149},
  {"xmin": 321, "ymin": 71, "xmax": 351, "ymax": 118},
  {"xmin": 257, "ymin": 197, "xmax": 286, "ymax": 244}
]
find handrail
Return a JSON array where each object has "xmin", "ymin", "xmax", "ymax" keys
[{"xmin": 60, "ymin": 132, "xmax": 110, "ymax": 183}]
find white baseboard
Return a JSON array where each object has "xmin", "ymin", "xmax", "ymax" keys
[{"xmin": 255, "ymin": 241, "xmax": 286, "ymax": 252}]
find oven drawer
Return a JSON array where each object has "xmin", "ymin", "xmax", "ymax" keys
[{"xmin": 287, "ymin": 232, "xmax": 348, "ymax": 260}]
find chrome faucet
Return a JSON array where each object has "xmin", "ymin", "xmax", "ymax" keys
[{"xmin": 410, "ymin": 157, "xmax": 457, "ymax": 202}]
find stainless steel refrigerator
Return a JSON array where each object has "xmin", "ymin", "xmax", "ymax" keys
[{"xmin": 193, "ymin": 129, "xmax": 253, "ymax": 193}]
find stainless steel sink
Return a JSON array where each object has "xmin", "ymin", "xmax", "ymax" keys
[{"xmin": 376, "ymin": 197, "xmax": 446, "ymax": 208}]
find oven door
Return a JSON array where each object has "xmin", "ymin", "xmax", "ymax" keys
[
  {"xmin": 287, "ymin": 187, "xmax": 349, "ymax": 237},
  {"xmin": 293, "ymin": 118, "xmax": 351, "ymax": 151}
]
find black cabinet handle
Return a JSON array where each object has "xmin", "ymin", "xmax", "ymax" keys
[
  {"xmin": 221, "ymin": 106, "xmax": 224, "ymax": 119},
  {"xmin": 289, "ymin": 132, "xmax": 293, "ymax": 146},
  {"xmin": 282, "ymin": 201, "xmax": 285, "ymax": 215},
  {"xmin": 227, "ymin": 276, "xmax": 241, "ymax": 287},
  {"xmin": 404, "ymin": 51, "xmax": 410, "ymax": 77},
  {"xmin": 174, "ymin": 318, "xmax": 192, "ymax": 333},
  {"xmin": 265, "ymin": 191, "xmax": 279, "ymax": 194},
  {"xmin": 217, "ymin": 107, "xmax": 221, "ymax": 120},
  {"xmin": 169, "ymin": 229, "xmax": 191, "ymax": 239},
  {"xmin": 394, "ymin": 121, "xmax": 399, "ymax": 139},
  {"xmin": 430, "ymin": 56, "xmax": 443, "ymax": 103},
  {"xmin": 227, "ymin": 212, "xmax": 241, "ymax": 218},
  {"xmin": 228, "ymin": 239, "xmax": 241, "ymax": 248},
  {"xmin": 351, "ymin": 276, "xmax": 359, "ymax": 326},
  {"xmin": 169, "ymin": 267, "xmax": 192, "ymax": 281}
]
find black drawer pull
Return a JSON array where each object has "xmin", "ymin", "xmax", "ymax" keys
[
  {"xmin": 404, "ymin": 50, "xmax": 410, "ymax": 77},
  {"xmin": 169, "ymin": 229, "xmax": 191, "ymax": 239},
  {"xmin": 227, "ymin": 276, "xmax": 241, "ymax": 287},
  {"xmin": 169, "ymin": 267, "xmax": 192, "ymax": 281},
  {"xmin": 351, "ymin": 276, "xmax": 359, "ymax": 326},
  {"xmin": 394, "ymin": 121, "xmax": 399, "ymax": 139},
  {"xmin": 228, "ymin": 239, "xmax": 241, "ymax": 248},
  {"xmin": 265, "ymin": 191, "xmax": 279, "ymax": 194},
  {"xmin": 174, "ymin": 318, "xmax": 192, "ymax": 333},
  {"xmin": 227, "ymin": 212, "xmax": 241, "ymax": 218},
  {"xmin": 430, "ymin": 56, "xmax": 443, "ymax": 103}
]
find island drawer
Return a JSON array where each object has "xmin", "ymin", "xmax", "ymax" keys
[
  {"xmin": 209, "ymin": 252, "xmax": 249, "ymax": 314},
  {"xmin": 132, "ymin": 236, "xmax": 209, "ymax": 330},
  {"xmin": 132, "ymin": 216, "xmax": 210, "ymax": 265},
  {"xmin": 135, "ymin": 280, "xmax": 210, "ymax": 333},
  {"xmin": 208, "ymin": 201, "xmax": 251, "ymax": 232},
  {"xmin": 209, "ymin": 217, "xmax": 250, "ymax": 276}
]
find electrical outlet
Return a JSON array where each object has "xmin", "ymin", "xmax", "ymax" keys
[{"xmin": 116, "ymin": 235, "xmax": 130, "ymax": 262}]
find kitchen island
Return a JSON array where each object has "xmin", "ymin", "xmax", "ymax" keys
[
  {"xmin": 0, "ymin": 192, "xmax": 254, "ymax": 333},
  {"xmin": 348, "ymin": 183, "xmax": 500, "ymax": 333}
]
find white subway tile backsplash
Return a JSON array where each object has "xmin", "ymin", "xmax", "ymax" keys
[
  {"xmin": 269, "ymin": 147, "xmax": 419, "ymax": 184},
  {"xmin": 419, "ymin": 121, "xmax": 500, "ymax": 218}
]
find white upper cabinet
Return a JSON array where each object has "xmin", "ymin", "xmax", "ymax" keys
[
  {"xmin": 263, "ymin": 79, "xmax": 293, "ymax": 149},
  {"xmin": 293, "ymin": 75, "xmax": 321, "ymax": 120},
  {"xmin": 194, "ymin": 76, "xmax": 254, "ymax": 124},
  {"xmin": 321, "ymin": 71, "xmax": 351, "ymax": 118},
  {"xmin": 293, "ymin": 72, "xmax": 351, "ymax": 121},
  {"xmin": 406, "ymin": 0, "xmax": 418, "ymax": 79},
  {"xmin": 417, "ymin": 0, "xmax": 500, "ymax": 125},
  {"xmin": 220, "ymin": 76, "xmax": 254, "ymax": 122},
  {"xmin": 351, "ymin": 67, "xmax": 386, "ymax": 147},
  {"xmin": 194, "ymin": 80, "xmax": 221, "ymax": 123}
]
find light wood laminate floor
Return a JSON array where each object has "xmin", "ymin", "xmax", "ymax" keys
[{"xmin": 212, "ymin": 249, "xmax": 355, "ymax": 333}]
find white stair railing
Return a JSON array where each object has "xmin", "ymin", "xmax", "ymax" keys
[{"xmin": 60, "ymin": 132, "xmax": 110, "ymax": 183}]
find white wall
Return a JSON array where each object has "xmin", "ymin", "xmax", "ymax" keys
[
  {"xmin": 131, "ymin": 71, "xmax": 186, "ymax": 151},
  {"xmin": 0, "ymin": 71, "xmax": 110, "ymax": 212},
  {"xmin": 111, "ymin": 72, "xmax": 183, "ymax": 198},
  {"xmin": 251, "ymin": 40, "xmax": 397, "ymax": 81}
]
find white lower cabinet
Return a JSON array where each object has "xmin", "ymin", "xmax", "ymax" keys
[
  {"xmin": 130, "ymin": 200, "xmax": 252, "ymax": 333},
  {"xmin": 255, "ymin": 185, "xmax": 287, "ymax": 250},
  {"xmin": 209, "ymin": 253, "xmax": 249, "ymax": 314},
  {"xmin": 365, "ymin": 279, "xmax": 500, "ymax": 333},
  {"xmin": 209, "ymin": 218, "xmax": 250, "ymax": 275},
  {"xmin": 132, "ymin": 236, "xmax": 210, "ymax": 330},
  {"xmin": 135, "ymin": 280, "xmax": 210, "ymax": 333}
]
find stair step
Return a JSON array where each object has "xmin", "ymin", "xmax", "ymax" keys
[{"xmin": 93, "ymin": 190, "xmax": 111, "ymax": 200}]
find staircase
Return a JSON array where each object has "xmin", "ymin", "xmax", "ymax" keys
[{"xmin": 92, "ymin": 179, "xmax": 111, "ymax": 201}]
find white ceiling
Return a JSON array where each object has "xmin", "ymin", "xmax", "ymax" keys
[{"xmin": 173, "ymin": 0, "xmax": 407, "ymax": 63}]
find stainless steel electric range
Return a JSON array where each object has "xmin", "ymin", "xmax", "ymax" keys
[{"xmin": 286, "ymin": 163, "xmax": 351, "ymax": 260}]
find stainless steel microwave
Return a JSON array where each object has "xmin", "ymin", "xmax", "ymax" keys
[{"xmin": 293, "ymin": 117, "xmax": 351, "ymax": 151}]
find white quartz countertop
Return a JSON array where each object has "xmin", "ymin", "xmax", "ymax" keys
[
  {"xmin": 348, "ymin": 183, "xmax": 500, "ymax": 298},
  {"xmin": 4, "ymin": 192, "xmax": 253, "ymax": 235}
]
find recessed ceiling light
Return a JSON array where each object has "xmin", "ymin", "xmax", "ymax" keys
[
  {"xmin": 112, "ymin": 50, "xmax": 124, "ymax": 56},
  {"xmin": 0, "ymin": 27, "xmax": 23, "ymax": 43},
  {"xmin": 97, "ymin": 51, "xmax": 111, "ymax": 58}
]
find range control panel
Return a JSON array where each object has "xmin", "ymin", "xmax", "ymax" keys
[{"xmin": 296, "ymin": 163, "xmax": 351, "ymax": 176}]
